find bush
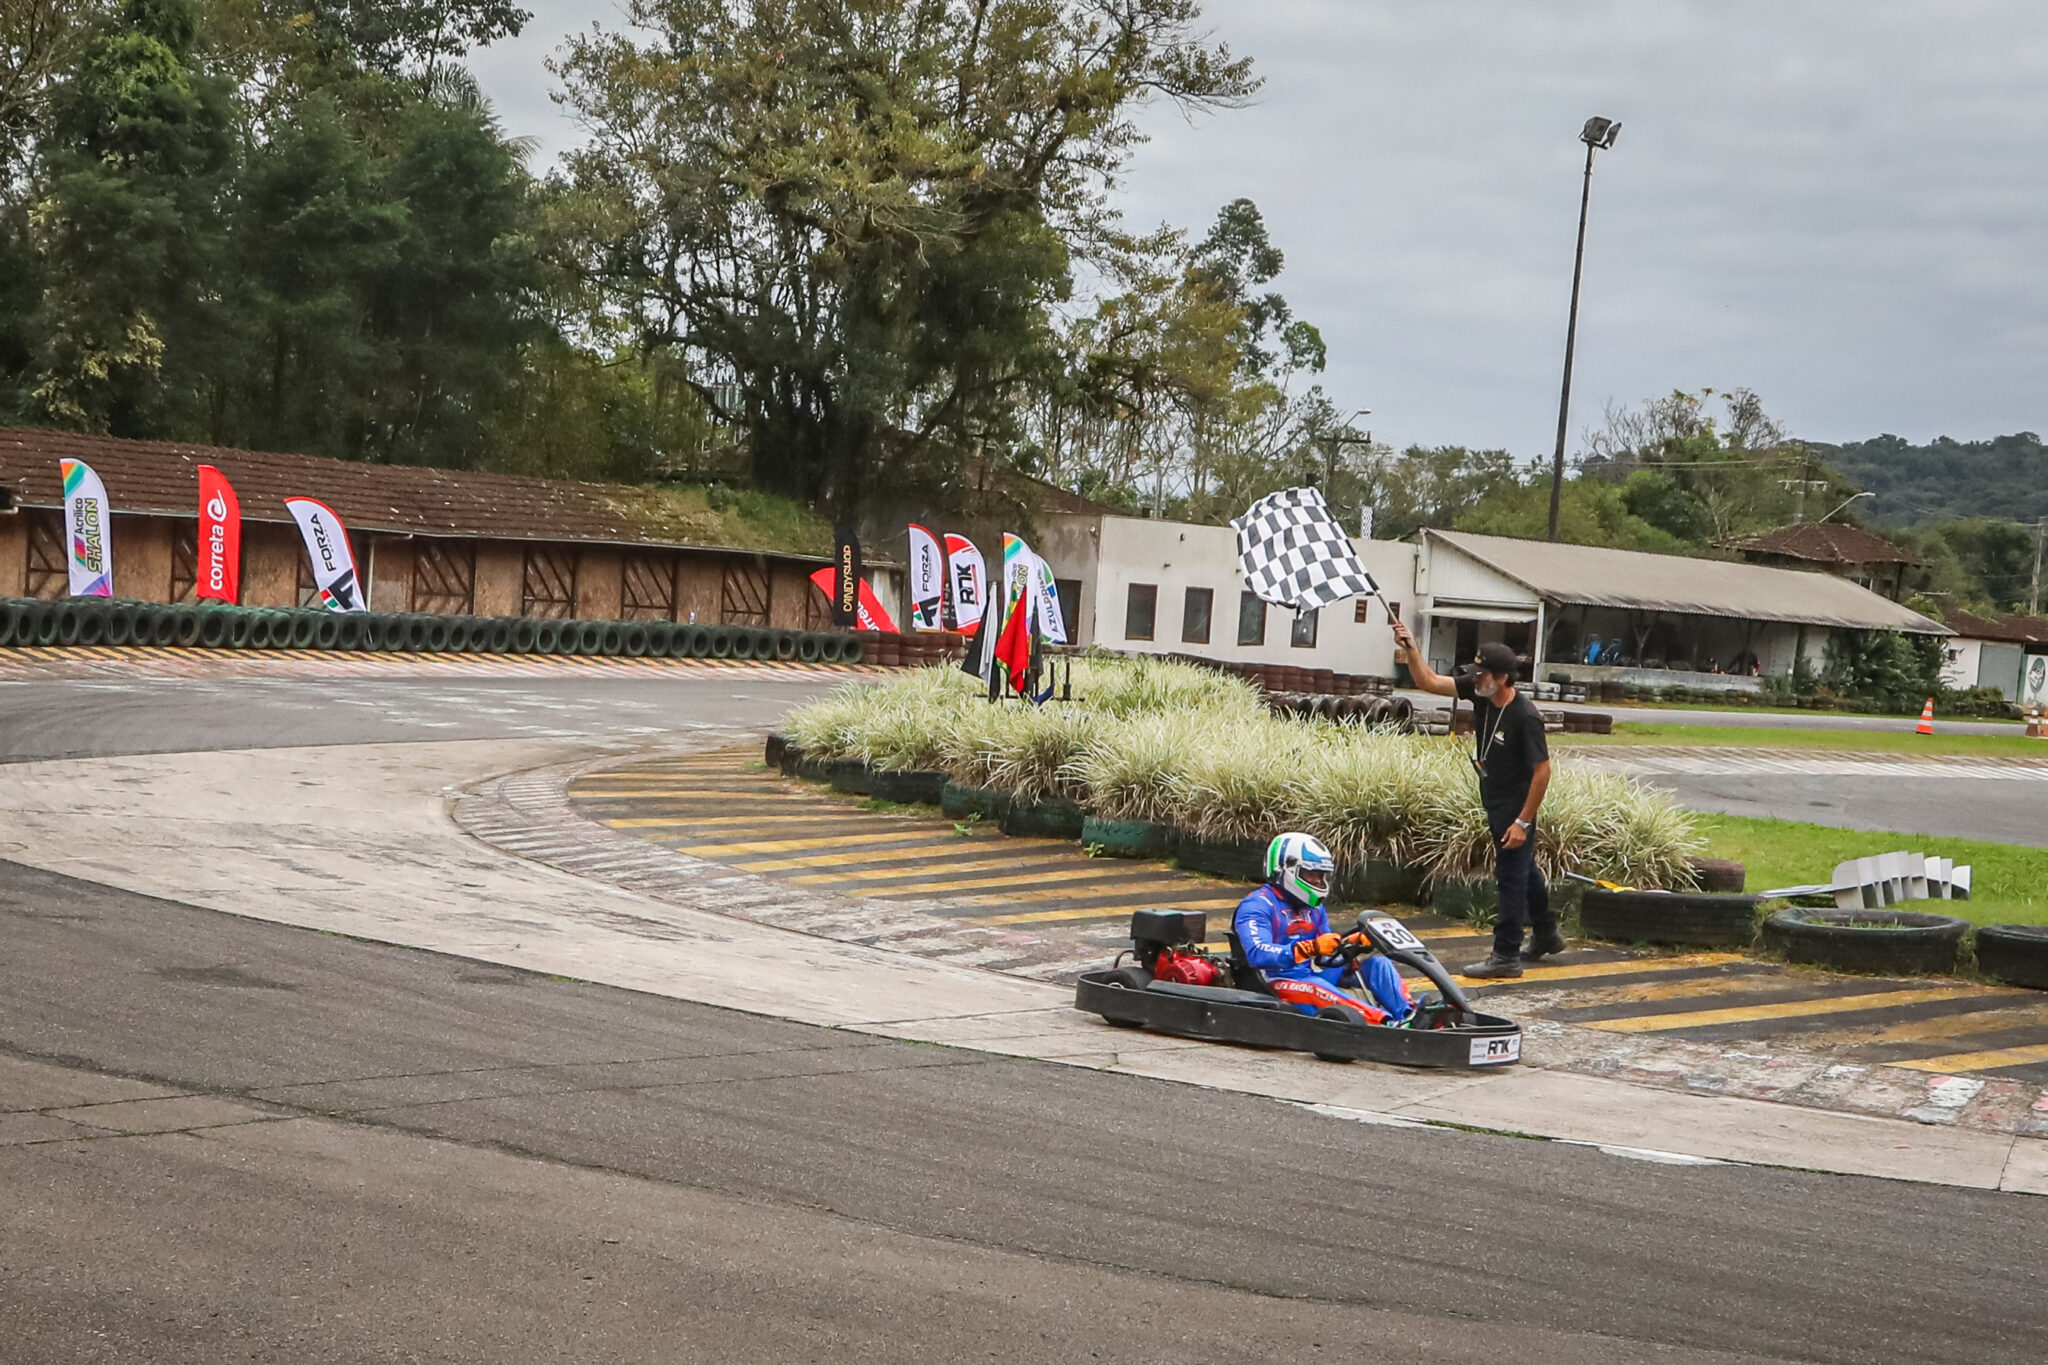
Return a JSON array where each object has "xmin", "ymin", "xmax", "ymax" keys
[{"xmin": 783, "ymin": 657, "xmax": 1702, "ymax": 888}]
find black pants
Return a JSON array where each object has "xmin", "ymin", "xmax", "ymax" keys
[{"xmin": 1488, "ymin": 809, "xmax": 1555, "ymax": 958}]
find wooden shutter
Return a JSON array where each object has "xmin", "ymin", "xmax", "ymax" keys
[
  {"xmin": 620, "ymin": 552, "xmax": 678, "ymax": 621},
  {"xmin": 24, "ymin": 510, "xmax": 64, "ymax": 600},
  {"xmin": 719, "ymin": 556, "xmax": 771, "ymax": 625},
  {"xmin": 411, "ymin": 539, "xmax": 476, "ymax": 614},
  {"xmin": 520, "ymin": 548, "xmax": 576, "ymax": 618},
  {"xmin": 170, "ymin": 525, "xmax": 198, "ymax": 603}
]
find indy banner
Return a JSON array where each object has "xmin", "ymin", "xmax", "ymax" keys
[
  {"xmin": 196, "ymin": 464, "xmax": 241, "ymax": 603},
  {"xmin": 808, "ymin": 566, "xmax": 898, "ymax": 632},
  {"xmin": 906, "ymin": 523, "xmax": 944, "ymax": 630},
  {"xmin": 943, "ymin": 533, "xmax": 985, "ymax": 633},
  {"xmin": 284, "ymin": 497, "xmax": 366, "ymax": 612},
  {"xmin": 59, "ymin": 458, "xmax": 113, "ymax": 597}
]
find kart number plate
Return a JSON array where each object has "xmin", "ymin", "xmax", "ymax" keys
[
  {"xmin": 1366, "ymin": 917, "xmax": 1425, "ymax": 952},
  {"xmin": 1470, "ymin": 1035, "xmax": 1521, "ymax": 1066}
]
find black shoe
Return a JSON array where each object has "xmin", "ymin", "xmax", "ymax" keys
[
  {"xmin": 1461, "ymin": 953, "xmax": 1524, "ymax": 979},
  {"xmin": 1520, "ymin": 931, "xmax": 1568, "ymax": 963}
]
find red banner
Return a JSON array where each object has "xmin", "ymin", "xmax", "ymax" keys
[
  {"xmin": 809, "ymin": 567, "xmax": 899, "ymax": 633},
  {"xmin": 196, "ymin": 464, "xmax": 241, "ymax": 603}
]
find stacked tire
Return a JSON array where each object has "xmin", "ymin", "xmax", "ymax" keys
[{"xmin": 0, "ymin": 595, "xmax": 866, "ymax": 664}]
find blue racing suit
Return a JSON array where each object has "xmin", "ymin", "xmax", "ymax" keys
[{"xmin": 1233, "ymin": 883, "xmax": 1413, "ymax": 1023}]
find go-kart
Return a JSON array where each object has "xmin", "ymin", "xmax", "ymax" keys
[{"xmin": 1073, "ymin": 908, "xmax": 1522, "ymax": 1068}]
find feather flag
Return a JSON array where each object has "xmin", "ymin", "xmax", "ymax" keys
[
  {"xmin": 808, "ymin": 567, "xmax": 898, "ymax": 632},
  {"xmin": 943, "ymin": 533, "xmax": 985, "ymax": 633},
  {"xmin": 906, "ymin": 523, "xmax": 945, "ymax": 630},
  {"xmin": 59, "ymin": 459, "xmax": 114, "ymax": 597}
]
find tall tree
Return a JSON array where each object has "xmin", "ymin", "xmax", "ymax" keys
[{"xmin": 549, "ymin": 0, "xmax": 1257, "ymax": 515}]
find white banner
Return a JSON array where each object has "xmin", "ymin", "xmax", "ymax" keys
[
  {"xmin": 59, "ymin": 458, "xmax": 113, "ymax": 597},
  {"xmin": 943, "ymin": 533, "xmax": 986, "ymax": 633},
  {"xmin": 1032, "ymin": 556, "xmax": 1068, "ymax": 645},
  {"xmin": 284, "ymin": 497, "xmax": 367, "ymax": 612},
  {"xmin": 907, "ymin": 523, "xmax": 944, "ymax": 630}
]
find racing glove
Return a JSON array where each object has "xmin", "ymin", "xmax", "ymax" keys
[
  {"xmin": 1293, "ymin": 932, "xmax": 1343, "ymax": 963},
  {"xmin": 1342, "ymin": 932, "xmax": 1374, "ymax": 950}
]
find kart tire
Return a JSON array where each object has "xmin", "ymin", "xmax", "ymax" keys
[
  {"xmin": 1761, "ymin": 908, "xmax": 1968, "ymax": 977},
  {"xmin": 223, "ymin": 610, "xmax": 254, "ymax": 649},
  {"xmin": 1580, "ymin": 889, "xmax": 1763, "ymax": 949},
  {"xmin": 1970, "ymin": 925, "xmax": 2048, "ymax": 991},
  {"xmin": 1314, "ymin": 1006, "xmax": 1358, "ymax": 1063},
  {"xmin": 1688, "ymin": 857, "xmax": 1747, "ymax": 893},
  {"xmin": 423, "ymin": 617, "xmax": 452, "ymax": 652},
  {"xmin": 1099, "ymin": 965, "xmax": 1151, "ymax": 1025},
  {"xmin": 640, "ymin": 622, "xmax": 675, "ymax": 658}
]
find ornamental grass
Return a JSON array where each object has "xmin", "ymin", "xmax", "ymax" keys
[{"xmin": 783, "ymin": 657, "xmax": 1699, "ymax": 888}]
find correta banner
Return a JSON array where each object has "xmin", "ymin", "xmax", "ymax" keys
[
  {"xmin": 942, "ymin": 533, "xmax": 985, "ymax": 633},
  {"xmin": 196, "ymin": 464, "xmax": 241, "ymax": 603},
  {"xmin": 284, "ymin": 497, "xmax": 366, "ymax": 612},
  {"xmin": 59, "ymin": 458, "xmax": 114, "ymax": 597},
  {"xmin": 906, "ymin": 523, "xmax": 944, "ymax": 630},
  {"xmin": 807, "ymin": 566, "xmax": 898, "ymax": 632}
]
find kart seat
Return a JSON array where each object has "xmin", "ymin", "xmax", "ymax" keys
[
  {"xmin": 1143, "ymin": 980, "xmax": 1287, "ymax": 1010},
  {"xmin": 1225, "ymin": 933, "xmax": 1278, "ymax": 996}
]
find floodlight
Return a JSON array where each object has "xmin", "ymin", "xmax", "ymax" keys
[{"xmin": 1580, "ymin": 117, "xmax": 1621, "ymax": 150}]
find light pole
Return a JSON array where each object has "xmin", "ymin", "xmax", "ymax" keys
[
  {"xmin": 1815, "ymin": 490, "xmax": 1873, "ymax": 523},
  {"xmin": 1546, "ymin": 115, "xmax": 1622, "ymax": 542}
]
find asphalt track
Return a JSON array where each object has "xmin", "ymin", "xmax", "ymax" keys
[{"xmin": 4, "ymin": 670, "xmax": 2045, "ymax": 1362}]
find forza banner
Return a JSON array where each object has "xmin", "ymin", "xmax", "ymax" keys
[
  {"xmin": 906, "ymin": 523, "xmax": 944, "ymax": 630},
  {"xmin": 196, "ymin": 464, "xmax": 241, "ymax": 603},
  {"xmin": 808, "ymin": 566, "xmax": 898, "ymax": 632},
  {"xmin": 284, "ymin": 497, "xmax": 366, "ymax": 612},
  {"xmin": 59, "ymin": 458, "xmax": 114, "ymax": 597},
  {"xmin": 943, "ymin": 533, "xmax": 985, "ymax": 633}
]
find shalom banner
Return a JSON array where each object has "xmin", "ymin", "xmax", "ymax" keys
[
  {"xmin": 196, "ymin": 464, "xmax": 241, "ymax": 603},
  {"xmin": 284, "ymin": 497, "xmax": 366, "ymax": 612},
  {"xmin": 59, "ymin": 458, "xmax": 114, "ymax": 597}
]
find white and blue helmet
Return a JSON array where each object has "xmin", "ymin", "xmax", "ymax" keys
[{"xmin": 1266, "ymin": 832, "xmax": 1335, "ymax": 908}]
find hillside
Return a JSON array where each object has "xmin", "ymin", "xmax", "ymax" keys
[{"xmin": 1809, "ymin": 432, "xmax": 2048, "ymax": 529}]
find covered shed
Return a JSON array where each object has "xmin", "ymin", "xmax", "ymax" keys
[
  {"xmin": 1415, "ymin": 530, "xmax": 1945, "ymax": 690},
  {"xmin": 0, "ymin": 426, "xmax": 897, "ymax": 625},
  {"xmin": 1739, "ymin": 523, "xmax": 1917, "ymax": 601}
]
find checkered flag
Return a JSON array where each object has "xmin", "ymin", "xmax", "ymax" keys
[{"xmin": 1232, "ymin": 487, "xmax": 1381, "ymax": 613}]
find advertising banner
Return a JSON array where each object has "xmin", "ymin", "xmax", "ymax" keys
[
  {"xmin": 831, "ymin": 523, "xmax": 862, "ymax": 628},
  {"xmin": 808, "ymin": 567, "xmax": 898, "ymax": 632},
  {"xmin": 906, "ymin": 523, "xmax": 944, "ymax": 630},
  {"xmin": 196, "ymin": 464, "xmax": 241, "ymax": 603},
  {"xmin": 59, "ymin": 458, "xmax": 114, "ymax": 597},
  {"xmin": 1032, "ymin": 556, "xmax": 1068, "ymax": 646},
  {"xmin": 943, "ymin": 533, "xmax": 985, "ymax": 633},
  {"xmin": 284, "ymin": 497, "xmax": 366, "ymax": 612}
]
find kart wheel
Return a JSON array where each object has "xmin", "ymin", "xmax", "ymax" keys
[
  {"xmin": 1313, "ymin": 1006, "xmax": 1357, "ymax": 1063},
  {"xmin": 1100, "ymin": 965, "xmax": 1151, "ymax": 1026}
]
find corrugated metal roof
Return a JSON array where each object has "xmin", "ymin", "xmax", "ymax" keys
[{"xmin": 1426, "ymin": 530, "xmax": 1947, "ymax": 634}]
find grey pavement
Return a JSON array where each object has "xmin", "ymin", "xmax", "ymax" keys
[
  {"xmin": 1634, "ymin": 769, "xmax": 2048, "ymax": 849},
  {"xmin": 4, "ymin": 860, "xmax": 2042, "ymax": 1365}
]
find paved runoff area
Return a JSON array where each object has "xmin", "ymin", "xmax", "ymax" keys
[{"xmin": 543, "ymin": 746, "xmax": 2048, "ymax": 1121}]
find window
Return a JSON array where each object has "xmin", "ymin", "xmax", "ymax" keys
[
  {"xmin": 1124, "ymin": 583, "xmax": 1157, "ymax": 641},
  {"xmin": 23, "ymin": 510, "xmax": 64, "ymax": 600},
  {"xmin": 1055, "ymin": 578, "xmax": 1081, "ymax": 639},
  {"xmin": 1355, "ymin": 597, "xmax": 1400, "ymax": 624},
  {"xmin": 1237, "ymin": 591, "xmax": 1266, "ymax": 646},
  {"xmin": 621, "ymin": 552, "xmax": 678, "ymax": 621},
  {"xmin": 410, "ymin": 539, "xmax": 476, "ymax": 614},
  {"xmin": 521, "ymin": 548, "xmax": 577, "ymax": 618},
  {"xmin": 1181, "ymin": 587, "xmax": 1213, "ymax": 644},
  {"xmin": 720, "ymin": 556, "xmax": 771, "ymax": 625},
  {"xmin": 1290, "ymin": 607, "xmax": 1319, "ymax": 649}
]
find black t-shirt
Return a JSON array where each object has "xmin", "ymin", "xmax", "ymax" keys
[{"xmin": 1456, "ymin": 676, "xmax": 1550, "ymax": 820}]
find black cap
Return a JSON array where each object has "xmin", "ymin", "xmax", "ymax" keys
[{"xmin": 1474, "ymin": 642, "xmax": 1520, "ymax": 678}]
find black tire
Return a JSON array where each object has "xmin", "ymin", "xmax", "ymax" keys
[
  {"xmin": 101, "ymin": 604, "xmax": 135, "ymax": 647},
  {"xmin": 797, "ymin": 633, "xmax": 824, "ymax": 663},
  {"xmin": 1098, "ymin": 965, "xmax": 1152, "ymax": 1026},
  {"xmin": 289, "ymin": 612, "xmax": 322, "ymax": 648},
  {"xmin": 1580, "ymin": 889, "xmax": 1763, "ymax": 948},
  {"xmin": 1176, "ymin": 833, "xmax": 1270, "ymax": 883},
  {"xmin": 335, "ymin": 614, "xmax": 367, "ymax": 650},
  {"xmin": 243, "ymin": 613, "xmax": 275, "ymax": 649},
  {"xmin": 1689, "ymin": 857, "xmax": 1747, "ymax": 893},
  {"xmin": 838, "ymin": 634, "xmax": 864, "ymax": 664},
  {"xmin": 478, "ymin": 619, "xmax": 512, "ymax": 653},
  {"xmin": 0, "ymin": 599, "xmax": 19, "ymax": 646},
  {"xmin": 442, "ymin": 617, "xmax": 474, "ymax": 652},
  {"xmin": 75, "ymin": 609, "xmax": 106, "ymax": 646},
  {"xmin": 771, "ymin": 630, "xmax": 799, "ymax": 661},
  {"xmin": 1081, "ymin": 816, "xmax": 1179, "ymax": 859},
  {"xmin": 707, "ymin": 626, "xmax": 735, "ymax": 659},
  {"xmin": 621, "ymin": 622, "xmax": 651, "ymax": 657},
  {"xmin": 422, "ymin": 617, "xmax": 451, "ymax": 652},
  {"xmin": 525, "ymin": 620, "xmax": 556, "ymax": 653},
  {"xmin": 397, "ymin": 615, "xmax": 429, "ymax": 651},
  {"xmin": 729, "ymin": 628, "xmax": 759, "ymax": 660},
  {"xmin": 313, "ymin": 613, "xmax": 342, "ymax": 649},
  {"xmin": 28, "ymin": 602, "xmax": 59, "ymax": 645},
  {"xmin": 1973, "ymin": 925, "xmax": 2048, "ymax": 991},
  {"xmin": 222, "ymin": 611, "xmax": 253, "ymax": 649},
  {"xmin": 640, "ymin": 622, "xmax": 675, "ymax": 658},
  {"xmin": 939, "ymin": 781, "xmax": 1011, "ymax": 823},
  {"xmin": 827, "ymin": 758, "xmax": 874, "ymax": 796},
  {"xmin": 576, "ymin": 621, "xmax": 607, "ymax": 655},
  {"xmin": 511, "ymin": 619, "xmax": 539, "ymax": 653},
  {"xmin": 1314, "ymin": 1006, "xmax": 1358, "ymax": 1063},
  {"xmin": 764, "ymin": 733, "xmax": 792, "ymax": 768},
  {"xmin": 359, "ymin": 615, "xmax": 391, "ymax": 651},
  {"xmin": 52, "ymin": 602, "xmax": 86, "ymax": 645},
  {"xmin": 867, "ymin": 769, "xmax": 949, "ymax": 806},
  {"xmin": 1762, "ymin": 908, "xmax": 1969, "ymax": 976}
]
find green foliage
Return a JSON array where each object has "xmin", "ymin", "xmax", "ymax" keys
[
  {"xmin": 1456, "ymin": 474, "xmax": 1689, "ymax": 552},
  {"xmin": 1817, "ymin": 431, "xmax": 2048, "ymax": 532},
  {"xmin": 1353, "ymin": 445, "xmax": 1520, "ymax": 541},
  {"xmin": 1819, "ymin": 629, "xmax": 1946, "ymax": 712}
]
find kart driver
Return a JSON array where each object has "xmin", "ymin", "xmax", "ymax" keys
[{"xmin": 1234, "ymin": 833, "xmax": 1415, "ymax": 1025}]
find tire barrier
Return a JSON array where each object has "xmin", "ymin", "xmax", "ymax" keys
[
  {"xmin": 0, "ymin": 597, "xmax": 876, "ymax": 666},
  {"xmin": 1974, "ymin": 925, "xmax": 2048, "ymax": 991},
  {"xmin": 1580, "ymin": 889, "xmax": 1764, "ymax": 949}
]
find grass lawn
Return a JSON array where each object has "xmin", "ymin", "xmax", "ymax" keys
[
  {"xmin": 1606, "ymin": 699, "xmax": 2021, "ymax": 725},
  {"xmin": 1695, "ymin": 813, "xmax": 2048, "ymax": 927},
  {"xmin": 1554, "ymin": 722, "xmax": 2048, "ymax": 759}
]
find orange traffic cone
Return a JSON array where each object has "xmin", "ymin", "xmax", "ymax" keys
[{"xmin": 1916, "ymin": 698, "xmax": 1935, "ymax": 735}]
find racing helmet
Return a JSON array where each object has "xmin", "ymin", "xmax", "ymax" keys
[{"xmin": 1266, "ymin": 832, "xmax": 1335, "ymax": 909}]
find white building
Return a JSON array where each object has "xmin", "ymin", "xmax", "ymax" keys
[{"xmin": 1037, "ymin": 512, "xmax": 1946, "ymax": 687}]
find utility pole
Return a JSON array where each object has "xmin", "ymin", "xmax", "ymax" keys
[
  {"xmin": 1547, "ymin": 116, "xmax": 1621, "ymax": 542},
  {"xmin": 2029, "ymin": 517, "xmax": 2045, "ymax": 617}
]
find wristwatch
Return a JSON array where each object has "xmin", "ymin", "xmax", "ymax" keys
[{"xmin": 1513, "ymin": 818, "xmax": 1532, "ymax": 831}]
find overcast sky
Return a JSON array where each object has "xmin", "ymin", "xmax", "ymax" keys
[{"xmin": 469, "ymin": 1, "xmax": 2048, "ymax": 461}]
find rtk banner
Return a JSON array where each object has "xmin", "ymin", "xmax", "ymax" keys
[
  {"xmin": 284, "ymin": 497, "xmax": 366, "ymax": 612},
  {"xmin": 59, "ymin": 458, "xmax": 113, "ymax": 597},
  {"xmin": 943, "ymin": 533, "xmax": 985, "ymax": 633}
]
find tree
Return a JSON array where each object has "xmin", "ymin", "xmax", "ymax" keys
[
  {"xmin": 548, "ymin": 0, "xmax": 1257, "ymax": 515},
  {"xmin": 1578, "ymin": 387, "xmax": 1805, "ymax": 544},
  {"xmin": 1352, "ymin": 444, "xmax": 1520, "ymax": 541}
]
